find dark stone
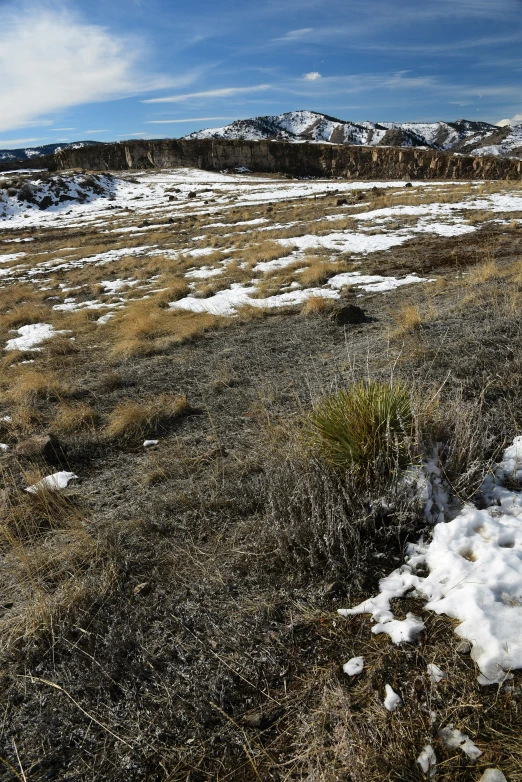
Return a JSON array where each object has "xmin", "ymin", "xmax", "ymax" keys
[
  {"xmin": 330, "ymin": 303, "xmax": 369, "ymax": 326},
  {"xmin": 405, "ymin": 181, "xmax": 413, "ymax": 188},
  {"xmin": 336, "ymin": 197, "xmax": 348, "ymax": 206},
  {"xmin": 187, "ymin": 191, "xmax": 197, "ymax": 198},
  {"xmin": 15, "ymin": 433, "xmax": 65, "ymax": 464},
  {"xmin": 38, "ymin": 196, "xmax": 53, "ymax": 210}
]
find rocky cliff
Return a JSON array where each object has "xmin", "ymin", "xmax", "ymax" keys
[{"xmin": 3, "ymin": 139, "xmax": 522, "ymax": 180}]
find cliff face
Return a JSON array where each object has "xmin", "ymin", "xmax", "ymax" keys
[{"xmin": 6, "ymin": 139, "xmax": 522, "ymax": 180}]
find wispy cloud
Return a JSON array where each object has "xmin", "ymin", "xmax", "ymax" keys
[
  {"xmin": 143, "ymin": 85, "xmax": 271, "ymax": 104},
  {"xmin": 146, "ymin": 117, "xmax": 233, "ymax": 123},
  {"xmin": 0, "ymin": 137, "xmax": 46, "ymax": 148},
  {"xmin": 84, "ymin": 130, "xmax": 110, "ymax": 134},
  {"xmin": 0, "ymin": 5, "xmax": 191, "ymax": 133},
  {"xmin": 273, "ymin": 28, "xmax": 314, "ymax": 43}
]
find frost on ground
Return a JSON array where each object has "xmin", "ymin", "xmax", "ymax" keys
[{"xmin": 340, "ymin": 437, "xmax": 522, "ymax": 685}]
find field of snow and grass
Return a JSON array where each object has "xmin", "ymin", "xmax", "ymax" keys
[{"xmin": 1, "ymin": 166, "xmax": 522, "ymax": 781}]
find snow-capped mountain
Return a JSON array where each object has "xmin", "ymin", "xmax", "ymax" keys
[
  {"xmin": 0, "ymin": 140, "xmax": 102, "ymax": 162},
  {"xmin": 184, "ymin": 110, "xmax": 522, "ymax": 157}
]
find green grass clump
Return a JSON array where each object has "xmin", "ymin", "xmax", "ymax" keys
[{"xmin": 306, "ymin": 380, "xmax": 414, "ymax": 473}]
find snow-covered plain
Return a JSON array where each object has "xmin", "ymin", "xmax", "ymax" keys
[{"xmin": 1, "ymin": 168, "xmax": 522, "ymax": 343}]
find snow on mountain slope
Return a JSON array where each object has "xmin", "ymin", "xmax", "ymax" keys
[
  {"xmin": 184, "ymin": 111, "xmax": 521, "ymax": 157},
  {"xmin": 0, "ymin": 140, "xmax": 102, "ymax": 162}
]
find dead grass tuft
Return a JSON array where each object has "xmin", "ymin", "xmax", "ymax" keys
[
  {"xmin": 105, "ymin": 393, "xmax": 188, "ymax": 441},
  {"xmin": 300, "ymin": 296, "xmax": 337, "ymax": 316},
  {"xmin": 54, "ymin": 402, "xmax": 98, "ymax": 434}
]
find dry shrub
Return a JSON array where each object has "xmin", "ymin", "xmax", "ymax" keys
[
  {"xmin": 300, "ymin": 295, "xmax": 337, "ymax": 316},
  {"xmin": 265, "ymin": 426, "xmax": 422, "ymax": 582},
  {"xmin": 105, "ymin": 393, "xmax": 188, "ymax": 441}
]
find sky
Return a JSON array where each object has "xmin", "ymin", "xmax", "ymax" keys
[{"xmin": 1, "ymin": 0, "xmax": 522, "ymax": 149}]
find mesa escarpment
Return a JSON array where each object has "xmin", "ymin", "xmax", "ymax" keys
[{"xmin": 45, "ymin": 139, "xmax": 522, "ymax": 180}]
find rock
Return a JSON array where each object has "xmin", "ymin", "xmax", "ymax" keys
[
  {"xmin": 15, "ymin": 433, "xmax": 65, "ymax": 464},
  {"xmin": 168, "ymin": 195, "xmax": 176, "ymax": 201},
  {"xmin": 324, "ymin": 581, "xmax": 347, "ymax": 597},
  {"xmin": 187, "ymin": 191, "xmax": 197, "ymax": 198},
  {"xmin": 133, "ymin": 582, "xmax": 152, "ymax": 596},
  {"xmin": 38, "ymin": 196, "xmax": 53, "ymax": 210},
  {"xmin": 456, "ymin": 640, "xmax": 472, "ymax": 655},
  {"xmin": 479, "ymin": 771, "xmax": 507, "ymax": 782},
  {"xmin": 330, "ymin": 303, "xmax": 369, "ymax": 326},
  {"xmin": 356, "ymin": 192, "xmax": 366, "ymax": 201},
  {"xmin": 405, "ymin": 181, "xmax": 413, "ymax": 188},
  {"xmin": 336, "ymin": 197, "xmax": 348, "ymax": 206},
  {"xmin": 242, "ymin": 708, "xmax": 283, "ymax": 730}
]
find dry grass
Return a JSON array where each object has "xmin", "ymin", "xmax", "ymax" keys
[
  {"xmin": 53, "ymin": 402, "xmax": 98, "ymax": 434},
  {"xmin": 298, "ymin": 260, "xmax": 342, "ymax": 287},
  {"xmin": 242, "ymin": 239, "xmax": 291, "ymax": 267},
  {"xmin": 392, "ymin": 303, "xmax": 422, "ymax": 338},
  {"xmin": 105, "ymin": 392, "xmax": 188, "ymax": 441},
  {"xmin": 300, "ymin": 295, "xmax": 337, "ymax": 316},
  {"xmin": 0, "ymin": 464, "xmax": 99, "ymax": 649},
  {"xmin": 469, "ymin": 259, "xmax": 498, "ymax": 284},
  {"xmin": 7, "ymin": 369, "xmax": 72, "ymax": 405}
]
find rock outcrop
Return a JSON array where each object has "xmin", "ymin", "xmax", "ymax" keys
[
  {"xmin": 2, "ymin": 138, "xmax": 521, "ymax": 180},
  {"xmin": 52, "ymin": 139, "xmax": 522, "ymax": 180}
]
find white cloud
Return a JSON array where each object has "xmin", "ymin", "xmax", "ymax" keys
[
  {"xmin": 143, "ymin": 85, "xmax": 271, "ymax": 104},
  {"xmin": 303, "ymin": 72, "xmax": 321, "ymax": 81},
  {"xmin": 84, "ymin": 130, "xmax": 110, "ymax": 134},
  {"xmin": 0, "ymin": 5, "xmax": 187, "ymax": 133},
  {"xmin": 146, "ymin": 117, "xmax": 233, "ymax": 123}
]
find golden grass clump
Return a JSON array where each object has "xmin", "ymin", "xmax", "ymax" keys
[
  {"xmin": 300, "ymin": 296, "xmax": 337, "ymax": 316},
  {"xmin": 305, "ymin": 380, "xmax": 415, "ymax": 473},
  {"xmin": 7, "ymin": 369, "xmax": 70, "ymax": 405},
  {"xmin": 393, "ymin": 303, "xmax": 422, "ymax": 336},
  {"xmin": 0, "ymin": 302, "xmax": 52, "ymax": 331},
  {"xmin": 105, "ymin": 393, "xmax": 188, "ymax": 441},
  {"xmin": 54, "ymin": 402, "xmax": 98, "ymax": 434},
  {"xmin": 298, "ymin": 261, "xmax": 340, "ymax": 288},
  {"xmin": 469, "ymin": 259, "xmax": 498, "ymax": 284},
  {"xmin": 242, "ymin": 240, "xmax": 290, "ymax": 267}
]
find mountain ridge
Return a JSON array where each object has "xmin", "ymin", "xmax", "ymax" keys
[
  {"xmin": 183, "ymin": 110, "xmax": 522, "ymax": 158},
  {"xmin": 0, "ymin": 140, "xmax": 103, "ymax": 163}
]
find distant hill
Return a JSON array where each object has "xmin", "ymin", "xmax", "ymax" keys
[
  {"xmin": 183, "ymin": 110, "xmax": 522, "ymax": 157},
  {"xmin": 0, "ymin": 140, "xmax": 103, "ymax": 163}
]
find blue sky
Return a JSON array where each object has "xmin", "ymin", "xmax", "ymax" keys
[{"xmin": 1, "ymin": 0, "xmax": 522, "ymax": 148}]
